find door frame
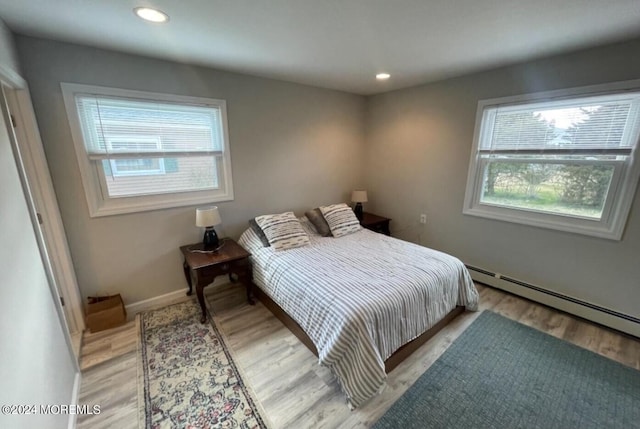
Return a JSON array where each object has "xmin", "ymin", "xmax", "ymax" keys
[{"xmin": 3, "ymin": 86, "xmax": 86, "ymax": 336}]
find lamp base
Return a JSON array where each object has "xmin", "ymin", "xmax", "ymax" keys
[
  {"xmin": 354, "ymin": 202, "xmax": 363, "ymax": 222},
  {"xmin": 203, "ymin": 227, "xmax": 219, "ymax": 251}
]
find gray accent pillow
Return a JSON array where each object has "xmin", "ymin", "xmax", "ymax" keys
[
  {"xmin": 249, "ymin": 218, "xmax": 270, "ymax": 247},
  {"xmin": 304, "ymin": 208, "xmax": 332, "ymax": 237}
]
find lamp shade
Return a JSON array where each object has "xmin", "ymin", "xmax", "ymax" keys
[
  {"xmin": 351, "ymin": 190, "xmax": 368, "ymax": 203},
  {"xmin": 195, "ymin": 206, "xmax": 222, "ymax": 227}
]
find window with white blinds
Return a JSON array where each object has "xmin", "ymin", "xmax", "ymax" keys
[
  {"xmin": 62, "ymin": 84, "xmax": 233, "ymax": 216},
  {"xmin": 463, "ymin": 82, "xmax": 640, "ymax": 240}
]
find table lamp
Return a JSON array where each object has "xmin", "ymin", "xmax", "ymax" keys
[
  {"xmin": 351, "ymin": 190, "xmax": 368, "ymax": 221},
  {"xmin": 196, "ymin": 206, "xmax": 222, "ymax": 250}
]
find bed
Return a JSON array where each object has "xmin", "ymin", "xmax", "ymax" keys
[{"xmin": 238, "ymin": 217, "xmax": 479, "ymax": 408}]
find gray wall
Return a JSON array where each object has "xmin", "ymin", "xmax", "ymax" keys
[
  {"xmin": 0, "ymin": 18, "xmax": 19, "ymax": 76},
  {"xmin": 16, "ymin": 36, "xmax": 366, "ymax": 304},
  {"xmin": 365, "ymin": 38, "xmax": 640, "ymax": 319},
  {"xmin": 0, "ymin": 22, "xmax": 76, "ymax": 429},
  {"xmin": 14, "ymin": 33, "xmax": 640, "ymax": 321}
]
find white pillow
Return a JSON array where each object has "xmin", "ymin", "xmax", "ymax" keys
[
  {"xmin": 255, "ymin": 211, "xmax": 310, "ymax": 251},
  {"xmin": 319, "ymin": 203, "xmax": 362, "ymax": 238}
]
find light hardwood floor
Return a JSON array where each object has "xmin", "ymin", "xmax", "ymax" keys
[{"xmin": 76, "ymin": 283, "xmax": 640, "ymax": 429}]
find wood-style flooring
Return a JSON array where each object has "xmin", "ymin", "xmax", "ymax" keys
[{"xmin": 76, "ymin": 283, "xmax": 640, "ymax": 429}]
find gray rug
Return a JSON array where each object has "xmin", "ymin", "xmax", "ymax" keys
[{"xmin": 373, "ymin": 311, "xmax": 640, "ymax": 429}]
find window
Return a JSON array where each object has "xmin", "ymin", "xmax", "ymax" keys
[
  {"xmin": 463, "ymin": 81, "xmax": 640, "ymax": 240},
  {"xmin": 106, "ymin": 137, "xmax": 165, "ymax": 177},
  {"xmin": 61, "ymin": 84, "xmax": 233, "ymax": 216}
]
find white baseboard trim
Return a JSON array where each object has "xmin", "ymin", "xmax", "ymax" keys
[
  {"xmin": 124, "ymin": 277, "xmax": 228, "ymax": 320},
  {"xmin": 67, "ymin": 370, "xmax": 82, "ymax": 429},
  {"xmin": 468, "ymin": 268, "xmax": 640, "ymax": 338},
  {"xmin": 125, "ymin": 288, "xmax": 190, "ymax": 320}
]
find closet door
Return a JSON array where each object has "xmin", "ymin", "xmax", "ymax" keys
[
  {"xmin": 0, "ymin": 86, "xmax": 79, "ymax": 429},
  {"xmin": 2, "ymin": 85, "xmax": 85, "ymax": 345}
]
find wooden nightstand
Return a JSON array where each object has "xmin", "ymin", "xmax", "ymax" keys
[
  {"xmin": 180, "ymin": 238, "xmax": 254, "ymax": 323},
  {"xmin": 361, "ymin": 212, "xmax": 391, "ymax": 236}
]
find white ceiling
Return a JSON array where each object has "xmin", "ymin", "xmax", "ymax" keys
[{"xmin": 1, "ymin": 1, "xmax": 640, "ymax": 95}]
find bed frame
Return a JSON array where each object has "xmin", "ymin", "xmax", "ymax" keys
[{"xmin": 253, "ymin": 286, "xmax": 465, "ymax": 373}]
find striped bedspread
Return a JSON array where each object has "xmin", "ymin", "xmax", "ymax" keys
[{"xmin": 239, "ymin": 222, "xmax": 479, "ymax": 408}]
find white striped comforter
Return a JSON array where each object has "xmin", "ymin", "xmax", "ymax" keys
[{"xmin": 239, "ymin": 223, "xmax": 479, "ymax": 408}]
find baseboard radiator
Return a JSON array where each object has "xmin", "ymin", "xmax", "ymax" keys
[{"xmin": 465, "ymin": 264, "xmax": 640, "ymax": 338}]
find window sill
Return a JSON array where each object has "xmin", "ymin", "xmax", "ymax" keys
[
  {"xmin": 87, "ymin": 190, "xmax": 234, "ymax": 217},
  {"xmin": 462, "ymin": 205, "xmax": 623, "ymax": 241}
]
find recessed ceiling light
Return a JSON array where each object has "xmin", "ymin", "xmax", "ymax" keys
[
  {"xmin": 376, "ymin": 73, "xmax": 391, "ymax": 80},
  {"xmin": 134, "ymin": 7, "xmax": 169, "ymax": 23}
]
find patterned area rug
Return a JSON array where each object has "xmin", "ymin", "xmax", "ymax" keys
[
  {"xmin": 137, "ymin": 300, "xmax": 269, "ymax": 428},
  {"xmin": 374, "ymin": 310, "xmax": 640, "ymax": 429}
]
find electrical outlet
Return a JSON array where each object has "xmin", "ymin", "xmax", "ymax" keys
[{"xmin": 420, "ymin": 214, "xmax": 427, "ymax": 224}]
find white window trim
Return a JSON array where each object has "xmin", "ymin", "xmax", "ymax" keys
[
  {"xmin": 463, "ymin": 79, "xmax": 640, "ymax": 240},
  {"xmin": 61, "ymin": 83, "xmax": 234, "ymax": 217}
]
